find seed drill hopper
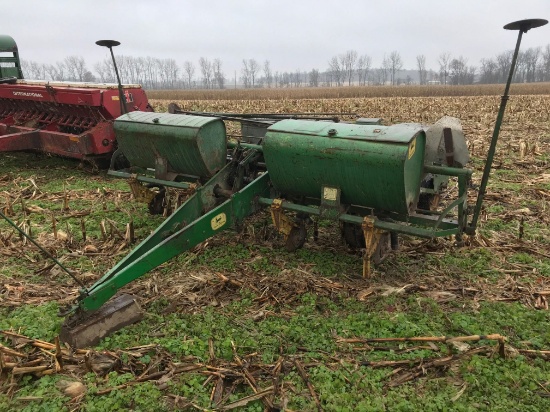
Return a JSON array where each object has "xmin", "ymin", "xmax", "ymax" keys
[
  {"xmin": 53, "ymin": 19, "xmax": 547, "ymax": 347},
  {"xmin": 0, "ymin": 35, "xmax": 152, "ymax": 164}
]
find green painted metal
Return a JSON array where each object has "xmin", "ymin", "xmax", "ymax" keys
[
  {"xmin": 71, "ymin": 119, "xmax": 479, "ymax": 316},
  {"xmin": 0, "ymin": 34, "xmax": 23, "ymax": 79},
  {"xmin": 0, "ymin": 35, "xmax": 17, "ymax": 51},
  {"xmin": 424, "ymin": 164, "xmax": 472, "ymax": 178},
  {"xmin": 114, "ymin": 112, "xmax": 227, "ymax": 179},
  {"xmin": 258, "ymin": 197, "xmax": 460, "ymax": 238},
  {"xmin": 107, "ymin": 170, "xmax": 194, "ymax": 189},
  {"xmin": 263, "ymin": 120, "xmax": 426, "ymax": 215},
  {"xmin": 76, "ymin": 161, "xmax": 270, "ymax": 312},
  {"xmin": 256, "ymin": 155, "xmax": 473, "ymax": 239},
  {"xmin": 227, "ymin": 141, "xmax": 263, "ymax": 152}
]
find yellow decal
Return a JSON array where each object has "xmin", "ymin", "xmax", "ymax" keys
[
  {"xmin": 211, "ymin": 213, "xmax": 227, "ymax": 230},
  {"xmin": 112, "ymin": 96, "xmax": 120, "ymax": 101},
  {"xmin": 323, "ymin": 187, "xmax": 338, "ymax": 201},
  {"xmin": 69, "ymin": 136, "xmax": 79, "ymax": 142},
  {"xmin": 408, "ymin": 138, "xmax": 416, "ymax": 159}
]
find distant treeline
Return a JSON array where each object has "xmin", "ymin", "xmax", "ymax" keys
[{"xmin": 20, "ymin": 44, "xmax": 550, "ymax": 89}]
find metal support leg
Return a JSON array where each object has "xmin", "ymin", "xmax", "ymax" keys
[{"xmin": 361, "ymin": 216, "xmax": 384, "ymax": 278}]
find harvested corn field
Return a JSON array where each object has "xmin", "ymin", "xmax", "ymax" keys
[
  {"xmin": 1, "ymin": 91, "xmax": 550, "ymax": 411},
  {"xmin": 154, "ymin": 94, "xmax": 550, "ymax": 161},
  {"xmin": 147, "ymin": 82, "xmax": 550, "ymax": 100}
]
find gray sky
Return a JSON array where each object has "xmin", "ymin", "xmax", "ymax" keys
[{"xmin": 4, "ymin": 0, "xmax": 549, "ymax": 75}]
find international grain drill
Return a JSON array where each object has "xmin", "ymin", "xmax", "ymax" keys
[
  {"xmin": 0, "ymin": 37, "xmax": 152, "ymax": 166},
  {"xmin": 2, "ymin": 20, "xmax": 547, "ymax": 347}
]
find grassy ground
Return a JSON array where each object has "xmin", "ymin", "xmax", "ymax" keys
[{"xmin": 1, "ymin": 94, "xmax": 549, "ymax": 411}]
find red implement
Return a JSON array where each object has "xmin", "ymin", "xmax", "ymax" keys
[{"xmin": 0, "ymin": 80, "xmax": 152, "ymax": 161}]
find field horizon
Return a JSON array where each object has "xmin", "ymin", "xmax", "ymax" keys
[{"xmin": 147, "ymin": 82, "xmax": 550, "ymax": 101}]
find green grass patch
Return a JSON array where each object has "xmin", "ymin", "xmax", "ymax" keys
[{"xmin": 1, "ymin": 146, "xmax": 549, "ymax": 411}]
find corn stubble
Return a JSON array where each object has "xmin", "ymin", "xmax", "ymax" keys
[{"xmin": 150, "ymin": 93, "xmax": 550, "ymax": 162}]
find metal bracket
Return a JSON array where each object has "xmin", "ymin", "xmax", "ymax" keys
[
  {"xmin": 154, "ymin": 155, "xmax": 168, "ymax": 180},
  {"xmin": 320, "ymin": 185, "xmax": 341, "ymax": 219},
  {"xmin": 128, "ymin": 175, "xmax": 156, "ymax": 204},
  {"xmin": 361, "ymin": 216, "xmax": 384, "ymax": 278},
  {"xmin": 128, "ymin": 176, "xmax": 197, "ymax": 216},
  {"xmin": 270, "ymin": 198, "xmax": 296, "ymax": 238}
]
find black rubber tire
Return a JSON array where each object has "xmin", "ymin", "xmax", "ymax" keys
[
  {"xmin": 342, "ymin": 222, "xmax": 365, "ymax": 249},
  {"xmin": 109, "ymin": 148, "xmax": 130, "ymax": 171},
  {"xmin": 285, "ymin": 224, "xmax": 307, "ymax": 252}
]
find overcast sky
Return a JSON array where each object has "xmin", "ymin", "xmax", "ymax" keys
[{"xmin": 4, "ymin": 0, "xmax": 549, "ymax": 75}]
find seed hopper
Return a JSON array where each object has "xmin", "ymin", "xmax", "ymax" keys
[{"xmin": 5, "ymin": 20, "xmax": 547, "ymax": 348}]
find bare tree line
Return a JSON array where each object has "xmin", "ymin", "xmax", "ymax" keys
[
  {"xmin": 478, "ymin": 45, "xmax": 550, "ymax": 84},
  {"xmin": 20, "ymin": 44, "xmax": 550, "ymax": 89}
]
